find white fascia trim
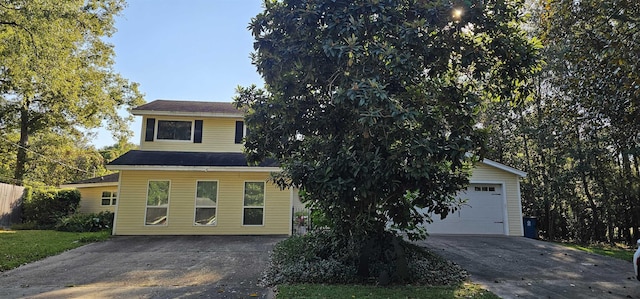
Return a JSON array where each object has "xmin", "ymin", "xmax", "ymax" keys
[
  {"xmin": 132, "ymin": 110, "xmax": 243, "ymax": 118},
  {"xmin": 106, "ymin": 165, "xmax": 282, "ymax": 172},
  {"xmin": 481, "ymin": 159, "xmax": 527, "ymax": 178},
  {"xmin": 59, "ymin": 182, "xmax": 118, "ymax": 189}
]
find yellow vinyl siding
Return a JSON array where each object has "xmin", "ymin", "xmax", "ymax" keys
[
  {"xmin": 139, "ymin": 115, "xmax": 244, "ymax": 152},
  {"xmin": 114, "ymin": 170, "xmax": 291, "ymax": 235},
  {"xmin": 76, "ymin": 186, "xmax": 117, "ymax": 214},
  {"xmin": 470, "ymin": 162, "xmax": 524, "ymax": 236}
]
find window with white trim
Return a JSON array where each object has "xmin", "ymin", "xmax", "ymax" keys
[
  {"xmin": 243, "ymin": 182, "xmax": 265, "ymax": 225},
  {"xmin": 146, "ymin": 180, "xmax": 170, "ymax": 225},
  {"xmin": 156, "ymin": 120, "xmax": 192, "ymax": 141},
  {"xmin": 474, "ymin": 186, "xmax": 496, "ymax": 192},
  {"xmin": 194, "ymin": 181, "xmax": 217, "ymax": 226},
  {"xmin": 101, "ymin": 191, "xmax": 117, "ymax": 206}
]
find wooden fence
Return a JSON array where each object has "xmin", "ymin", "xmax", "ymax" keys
[{"xmin": 0, "ymin": 182, "xmax": 25, "ymax": 228}]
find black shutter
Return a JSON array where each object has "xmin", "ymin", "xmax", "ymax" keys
[
  {"xmin": 145, "ymin": 118, "xmax": 155, "ymax": 142},
  {"xmin": 194, "ymin": 120, "xmax": 203, "ymax": 143},
  {"xmin": 234, "ymin": 121, "xmax": 244, "ymax": 144}
]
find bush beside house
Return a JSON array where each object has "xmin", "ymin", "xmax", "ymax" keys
[
  {"xmin": 14, "ymin": 187, "xmax": 113, "ymax": 233},
  {"xmin": 55, "ymin": 211, "xmax": 114, "ymax": 232},
  {"xmin": 21, "ymin": 187, "xmax": 81, "ymax": 229}
]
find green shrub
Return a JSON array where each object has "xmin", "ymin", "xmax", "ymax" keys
[
  {"xmin": 264, "ymin": 231, "xmax": 358, "ymax": 285},
  {"xmin": 309, "ymin": 209, "xmax": 332, "ymax": 229},
  {"xmin": 261, "ymin": 230, "xmax": 468, "ymax": 286},
  {"xmin": 55, "ymin": 211, "xmax": 114, "ymax": 232},
  {"xmin": 22, "ymin": 187, "xmax": 81, "ymax": 229}
]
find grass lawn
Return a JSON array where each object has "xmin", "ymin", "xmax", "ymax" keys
[
  {"xmin": 561, "ymin": 242, "xmax": 635, "ymax": 262},
  {"xmin": 276, "ymin": 282, "xmax": 499, "ymax": 299},
  {"xmin": 0, "ymin": 229, "xmax": 111, "ymax": 272}
]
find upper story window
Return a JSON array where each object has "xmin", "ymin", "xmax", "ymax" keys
[
  {"xmin": 235, "ymin": 121, "xmax": 246, "ymax": 144},
  {"xmin": 145, "ymin": 118, "xmax": 203, "ymax": 143},
  {"xmin": 157, "ymin": 120, "xmax": 192, "ymax": 141},
  {"xmin": 143, "ymin": 117, "xmax": 245, "ymax": 145}
]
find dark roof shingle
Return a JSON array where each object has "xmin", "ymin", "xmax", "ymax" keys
[
  {"xmin": 66, "ymin": 173, "xmax": 119, "ymax": 185},
  {"xmin": 132, "ymin": 100, "xmax": 242, "ymax": 115},
  {"xmin": 108, "ymin": 151, "xmax": 278, "ymax": 167}
]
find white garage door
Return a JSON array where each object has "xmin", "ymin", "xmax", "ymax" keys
[{"xmin": 422, "ymin": 184, "xmax": 505, "ymax": 235}]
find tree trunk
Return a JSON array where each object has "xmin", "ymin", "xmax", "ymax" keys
[
  {"xmin": 622, "ymin": 151, "xmax": 637, "ymax": 243},
  {"xmin": 13, "ymin": 105, "xmax": 29, "ymax": 186},
  {"xmin": 593, "ymin": 156, "xmax": 613, "ymax": 243},
  {"xmin": 580, "ymin": 171, "xmax": 601, "ymax": 242}
]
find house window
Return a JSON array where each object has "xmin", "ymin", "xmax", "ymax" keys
[
  {"xmin": 101, "ymin": 191, "xmax": 117, "ymax": 206},
  {"xmin": 195, "ymin": 181, "xmax": 217, "ymax": 226},
  {"xmin": 156, "ymin": 120, "xmax": 192, "ymax": 141},
  {"xmin": 243, "ymin": 181, "xmax": 265, "ymax": 225},
  {"xmin": 146, "ymin": 180, "xmax": 170, "ymax": 225},
  {"xmin": 235, "ymin": 121, "xmax": 245, "ymax": 144}
]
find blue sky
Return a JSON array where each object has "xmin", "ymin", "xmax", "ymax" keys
[{"xmin": 92, "ymin": 0, "xmax": 264, "ymax": 148}]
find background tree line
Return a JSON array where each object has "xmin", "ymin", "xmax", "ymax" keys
[
  {"xmin": 0, "ymin": 0, "xmax": 142, "ymax": 187},
  {"xmin": 483, "ymin": 0, "xmax": 639, "ymax": 244}
]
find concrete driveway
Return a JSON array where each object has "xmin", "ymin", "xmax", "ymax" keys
[
  {"xmin": 0, "ymin": 235, "xmax": 285, "ymax": 299},
  {"xmin": 418, "ymin": 235, "xmax": 640, "ymax": 299}
]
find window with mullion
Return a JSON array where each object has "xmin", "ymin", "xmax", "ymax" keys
[
  {"xmin": 101, "ymin": 191, "xmax": 117, "ymax": 206},
  {"xmin": 146, "ymin": 180, "xmax": 170, "ymax": 225},
  {"xmin": 243, "ymin": 182, "xmax": 265, "ymax": 226},
  {"xmin": 194, "ymin": 181, "xmax": 218, "ymax": 226}
]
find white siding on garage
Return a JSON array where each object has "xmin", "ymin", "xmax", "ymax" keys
[
  {"xmin": 471, "ymin": 162, "xmax": 524, "ymax": 236},
  {"xmin": 421, "ymin": 161, "xmax": 524, "ymax": 236}
]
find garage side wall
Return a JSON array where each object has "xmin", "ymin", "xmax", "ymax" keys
[
  {"xmin": 470, "ymin": 162, "xmax": 524, "ymax": 236},
  {"xmin": 114, "ymin": 170, "xmax": 291, "ymax": 235}
]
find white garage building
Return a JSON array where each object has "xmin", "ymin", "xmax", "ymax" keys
[{"xmin": 422, "ymin": 159, "xmax": 526, "ymax": 236}]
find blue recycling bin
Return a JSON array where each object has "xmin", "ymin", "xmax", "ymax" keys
[{"xmin": 523, "ymin": 217, "xmax": 537, "ymax": 239}]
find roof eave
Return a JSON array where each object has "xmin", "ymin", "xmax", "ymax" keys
[
  {"xmin": 106, "ymin": 165, "xmax": 281, "ymax": 172},
  {"xmin": 59, "ymin": 182, "xmax": 119, "ymax": 189},
  {"xmin": 481, "ymin": 158, "xmax": 528, "ymax": 177},
  {"xmin": 131, "ymin": 110, "xmax": 243, "ymax": 118}
]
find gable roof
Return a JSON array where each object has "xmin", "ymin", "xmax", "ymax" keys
[
  {"xmin": 106, "ymin": 150, "xmax": 279, "ymax": 172},
  {"xmin": 482, "ymin": 158, "xmax": 527, "ymax": 177},
  {"xmin": 132, "ymin": 100, "xmax": 243, "ymax": 118}
]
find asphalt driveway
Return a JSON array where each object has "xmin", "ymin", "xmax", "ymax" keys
[
  {"xmin": 418, "ymin": 235, "xmax": 640, "ymax": 299},
  {"xmin": 0, "ymin": 235, "xmax": 285, "ymax": 299}
]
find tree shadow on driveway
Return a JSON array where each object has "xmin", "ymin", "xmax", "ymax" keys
[
  {"xmin": 0, "ymin": 235, "xmax": 285, "ymax": 299},
  {"xmin": 417, "ymin": 235, "xmax": 640, "ymax": 299}
]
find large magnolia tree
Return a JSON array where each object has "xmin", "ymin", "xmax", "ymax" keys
[
  {"xmin": 236, "ymin": 0, "xmax": 538, "ymax": 269},
  {"xmin": 0, "ymin": 0, "xmax": 144, "ymax": 185}
]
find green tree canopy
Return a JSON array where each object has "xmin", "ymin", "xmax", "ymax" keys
[
  {"xmin": 480, "ymin": 0, "xmax": 640, "ymax": 244},
  {"xmin": 236, "ymin": 0, "xmax": 539, "ymax": 250},
  {"xmin": 0, "ymin": 0, "xmax": 144, "ymax": 184}
]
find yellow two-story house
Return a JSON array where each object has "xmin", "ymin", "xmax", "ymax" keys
[
  {"xmin": 65, "ymin": 99, "xmax": 528, "ymax": 237},
  {"xmin": 103, "ymin": 100, "xmax": 293, "ymax": 235}
]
